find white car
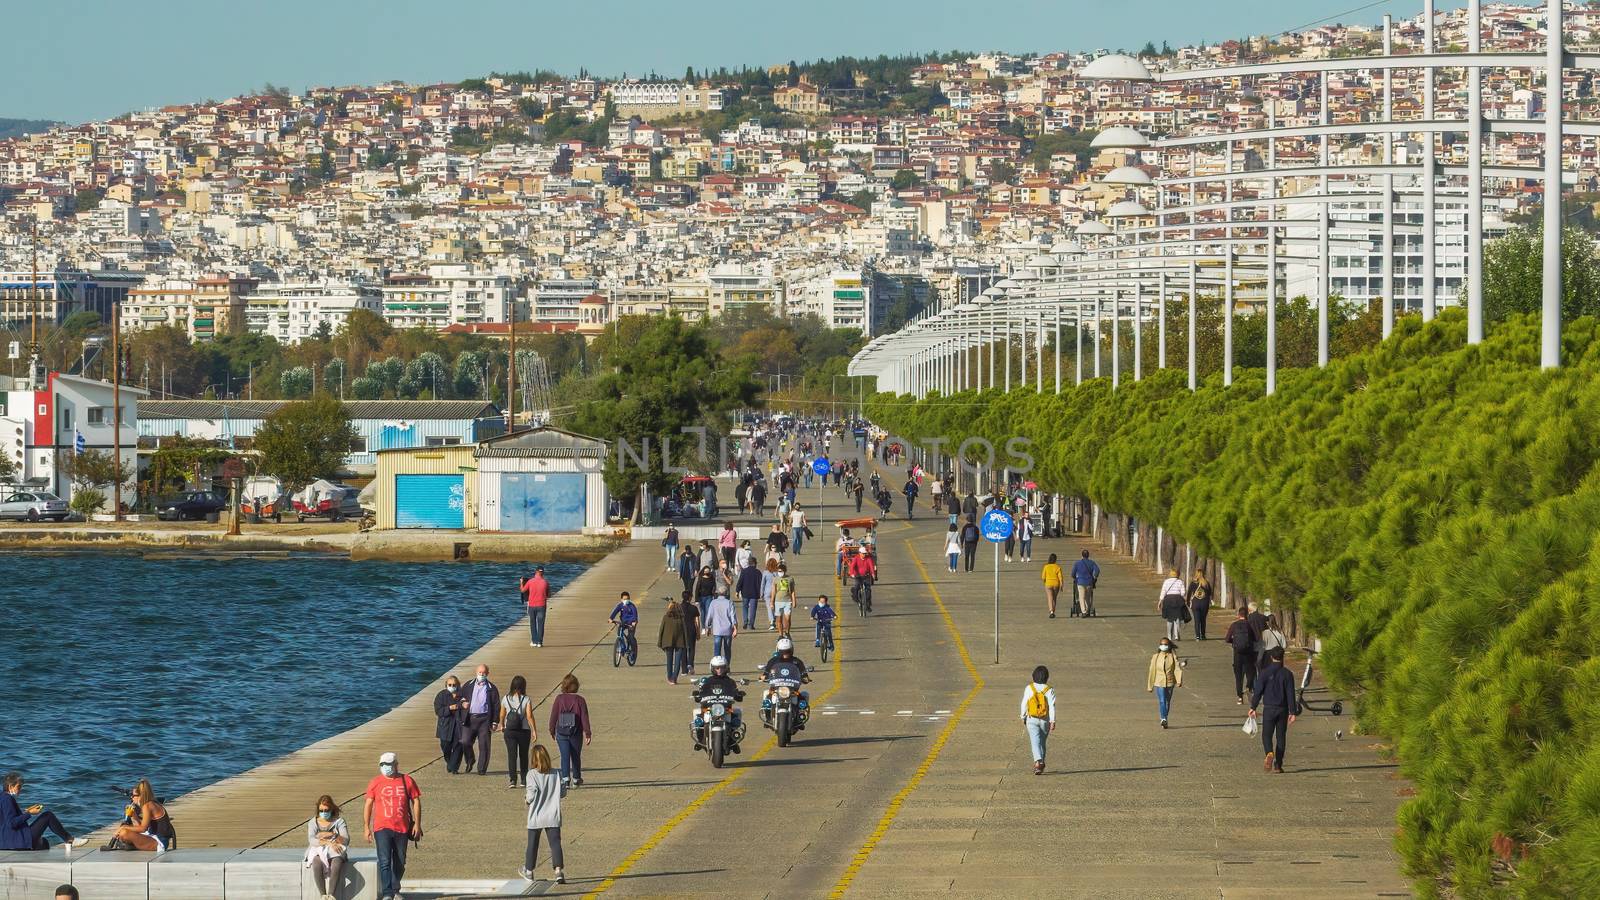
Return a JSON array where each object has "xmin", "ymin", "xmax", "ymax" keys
[{"xmin": 0, "ymin": 490, "xmax": 70, "ymax": 522}]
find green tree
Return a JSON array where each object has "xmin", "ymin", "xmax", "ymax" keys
[
  {"xmin": 254, "ymin": 395, "xmax": 356, "ymax": 489},
  {"xmin": 890, "ymin": 169, "xmax": 922, "ymax": 190},
  {"xmin": 0, "ymin": 451, "xmax": 15, "ymax": 483},
  {"xmin": 1479, "ymin": 225, "xmax": 1600, "ymax": 326},
  {"xmin": 279, "ymin": 366, "xmax": 313, "ymax": 399}
]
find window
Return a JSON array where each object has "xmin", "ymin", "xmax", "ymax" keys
[
  {"xmin": 87, "ymin": 407, "xmax": 105, "ymax": 425},
  {"xmin": 58, "ymin": 408, "xmax": 72, "ymax": 431},
  {"xmin": 349, "ymin": 436, "xmax": 368, "ymax": 453},
  {"xmin": 426, "ymin": 436, "xmax": 462, "ymax": 447}
]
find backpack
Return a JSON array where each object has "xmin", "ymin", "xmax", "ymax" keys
[
  {"xmin": 1229, "ymin": 622, "xmax": 1253, "ymax": 652},
  {"xmin": 504, "ymin": 696, "xmax": 529, "ymax": 732},
  {"xmin": 1026, "ymin": 685, "xmax": 1050, "ymax": 719}
]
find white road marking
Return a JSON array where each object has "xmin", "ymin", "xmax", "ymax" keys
[
  {"xmin": 822, "ymin": 710, "xmax": 839, "ymax": 715},
  {"xmin": 895, "ymin": 710, "xmax": 914, "ymax": 715},
  {"xmin": 859, "ymin": 710, "xmax": 876, "ymax": 715}
]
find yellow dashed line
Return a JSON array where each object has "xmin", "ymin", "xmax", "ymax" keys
[
  {"xmin": 583, "ymin": 559, "xmax": 849, "ymax": 897},
  {"xmin": 827, "ymin": 538, "xmax": 984, "ymax": 899}
]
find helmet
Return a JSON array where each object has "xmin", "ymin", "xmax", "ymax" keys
[
  {"xmin": 709, "ymin": 655, "xmax": 728, "ymax": 669},
  {"xmin": 776, "ymin": 637, "xmax": 794, "ymax": 652}
]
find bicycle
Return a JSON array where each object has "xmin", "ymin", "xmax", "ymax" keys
[
  {"xmin": 612, "ymin": 623, "xmax": 638, "ymax": 667},
  {"xmin": 816, "ymin": 622, "xmax": 835, "ymax": 663},
  {"xmin": 851, "ymin": 577, "xmax": 872, "ymax": 617}
]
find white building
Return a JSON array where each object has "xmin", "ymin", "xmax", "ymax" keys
[
  {"xmin": 242, "ymin": 282, "xmax": 382, "ymax": 344},
  {"xmin": 0, "ymin": 373, "xmax": 143, "ymax": 506},
  {"xmin": 530, "ymin": 278, "xmax": 600, "ymax": 326},
  {"xmin": 382, "ymin": 265, "xmax": 515, "ymax": 331},
  {"xmin": 793, "ymin": 269, "xmax": 875, "ymax": 335}
]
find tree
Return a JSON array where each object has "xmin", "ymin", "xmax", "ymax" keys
[
  {"xmin": 59, "ymin": 448, "xmax": 119, "ymax": 490},
  {"xmin": 253, "ymin": 395, "xmax": 356, "ymax": 489},
  {"xmin": 0, "ymin": 452, "xmax": 14, "ymax": 484},
  {"xmin": 890, "ymin": 169, "xmax": 922, "ymax": 190},
  {"xmin": 279, "ymin": 366, "xmax": 313, "ymax": 399},
  {"xmin": 349, "ymin": 376, "xmax": 383, "ymax": 400},
  {"xmin": 1480, "ymin": 225, "xmax": 1600, "ymax": 327}
]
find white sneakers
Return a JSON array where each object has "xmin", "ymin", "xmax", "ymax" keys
[{"xmin": 69, "ymin": 837, "xmax": 90, "ymax": 849}]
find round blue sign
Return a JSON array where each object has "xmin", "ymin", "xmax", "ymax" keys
[
  {"xmin": 980, "ymin": 508, "xmax": 1014, "ymax": 543},
  {"xmin": 812, "ymin": 457, "xmax": 831, "ymax": 476}
]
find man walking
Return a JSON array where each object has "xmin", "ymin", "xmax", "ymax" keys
[
  {"xmin": 1071, "ymin": 549, "xmax": 1100, "ymax": 617},
  {"xmin": 432, "ymin": 675, "xmax": 470, "ymax": 774},
  {"xmin": 703, "ymin": 591, "xmax": 738, "ymax": 664},
  {"xmin": 902, "ymin": 476, "xmax": 918, "ymax": 519},
  {"xmin": 522, "ymin": 566, "xmax": 550, "ymax": 647},
  {"xmin": 960, "ymin": 516, "xmax": 981, "ymax": 573},
  {"xmin": 364, "ymin": 751, "xmax": 421, "ymax": 900},
  {"xmin": 751, "ymin": 478, "xmax": 767, "ymax": 517},
  {"xmin": 1224, "ymin": 608, "xmax": 1258, "ymax": 703},
  {"xmin": 1248, "ymin": 647, "xmax": 1297, "ymax": 772},
  {"xmin": 464, "ymin": 664, "xmax": 501, "ymax": 776},
  {"xmin": 789, "ymin": 503, "xmax": 808, "ymax": 555},
  {"xmin": 962, "ymin": 490, "xmax": 978, "ymax": 521},
  {"xmin": 737, "ymin": 557, "xmax": 764, "ymax": 629}
]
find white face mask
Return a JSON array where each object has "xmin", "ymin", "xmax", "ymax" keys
[
  {"xmin": 379, "ymin": 764, "xmax": 396, "ymax": 776},
  {"xmin": 1159, "ymin": 645, "xmax": 1171, "ymax": 653}
]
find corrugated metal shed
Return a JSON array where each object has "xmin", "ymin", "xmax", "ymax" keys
[
  {"xmin": 475, "ymin": 427, "xmax": 609, "ymax": 532},
  {"xmin": 140, "ymin": 400, "xmax": 501, "ymax": 420},
  {"xmin": 374, "ymin": 445, "xmax": 479, "ymax": 530}
]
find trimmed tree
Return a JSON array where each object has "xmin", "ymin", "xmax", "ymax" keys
[{"xmin": 254, "ymin": 394, "xmax": 356, "ymax": 489}]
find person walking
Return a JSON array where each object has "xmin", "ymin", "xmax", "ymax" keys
[
  {"xmin": 305, "ymin": 795, "xmax": 349, "ymax": 900},
  {"xmin": 1158, "ymin": 569, "xmax": 1188, "ymax": 642},
  {"xmin": 1186, "ymin": 568, "xmax": 1213, "ymax": 640},
  {"xmin": 363, "ymin": 751, "xmax": 421, "ymax": 900},
  {"xmin": 770, "ymin": 563, "xmax": 798, "ymax": 637},
  {"xmin": 737, "ymin": 558, "xmax": 764, "ymax": 630},
  {"xmin": 432, "ymin": 675, "xmax": 470, "ymax": 774},
  {"xmin": 751, "ymin": 477, "xmax": 768, "ymax": 516},
  {"xmin": 852, "ymin": 478, "xmax": 865, "ymax": 513},
  {"xmin": 1145, "ymin": 637, "xmax": 1183, "ymax": 728},
  {"xmin": 719, "ymin": 522, "xmax": 738, "ymax": 569},
  {"xmin": 463, "ymin": 664, "xmax": 501, "ymax": 776},
  {"xmin": 1019, "ymin": 666, "xmax": 1057, "ymax": 775},
  {"xmin": 943, "ymin": 524, "xmax": 963, "ymax": 573},
  {"xmin": 658, "ymin": 596, "xmax": 690, "ymax": 685},
  {"xmin": 499, "ymin": 675, "xmax": 535, "ymax": 788},
  {"xmin": 548, "ymin": 675, "xmax": 592, "ymax": 788},
  {"xmin": 1258, "ymin": 613, "xmax": 1288, "ymax": 671},
  {"xmin": 945, "ymin": 488, "xmax": 961, "ymax": 526},
  {"xmin": 1041, "ymin": 553, "xmax": 1064, "ymax": 618},
  {"xmin": 518, "ymin": 745, "xmax": 567, "ymax": 885},
  {"xmin": 1017, "ymin": 512, "xmax": 1034, "ymax": 562},
  {"xmin": 687, "ymin": 572, "xmax": 712, "ymax": 674},
  {"xmin": 1248, "ymin": 647, "xmax": 1297, "ymax": 773},
  {"xmin": 760, "ymin": 558, "xmax": 781, "ymax": 630},
  {"xmin": 901, "ymin": 476, "xmax": 918, "ymax": 519},
  {"xmin": 1, "ymin": 773, "xmax": 88, "ymax": 851},
  {"xmin": 789, "ymin": 503, "xmax": 808, "ymax": 555},
  {"xmin": 522, "ymin": 565, "xmax": 550, "ymax": 648},
  {"xmin": 1002, "ymin": 519, "xmax": 1016, "ymax": 563},
  {"xmin": 662, "ymin": 525, "xmax": 679, "ymax": 571},
  {"xmin": 677, "ymin": 545, "xmax": 698, "ymax": 596},
  {"xmin": 962, "ymin": 491, "xmax": 978, "ymax": 521},
  {"xmin": 703, "ymin": 591, "xmax": 738, "ymax": 664},
  {"xmin": 765, "ymin": 522, "xmax": 789, "ymax": 563},
  {"xmin": 1224, "ymin": 608, "xmax": 1258, "ymax": 704},
  {"xmin": 960, "ymin": 516, "xmax": 981, "ymax": 572},
  {"xmin": 1246, "ymin": 601, "xmax": 1269, "ymax": 661},
  {"xmin": 1071, "ymin": 549, "xmax": 1100, "ymax": 617}
]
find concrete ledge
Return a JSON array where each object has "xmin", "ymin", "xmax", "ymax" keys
[{"xmin": 0, "ymin": 848, "xmax": 377, "ymax": 900}]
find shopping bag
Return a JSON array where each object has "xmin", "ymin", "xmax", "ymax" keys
[{"xmin": 1243, "ymin": 715, "xmax": 1259, "ymax": 736}]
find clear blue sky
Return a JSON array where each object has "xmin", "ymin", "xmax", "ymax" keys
[{"xmin": 2, "ymin": 0, "xmax": 1433, "ymax": 124}]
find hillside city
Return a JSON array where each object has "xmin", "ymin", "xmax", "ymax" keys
[{"xmin": 1, "ymin": 1, "xmax": 1597, "ymax": 398}]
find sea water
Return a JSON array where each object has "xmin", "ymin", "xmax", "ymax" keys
[{"xmin": 0, "ymin": 553, "xmax": 583, "ymax": 829}]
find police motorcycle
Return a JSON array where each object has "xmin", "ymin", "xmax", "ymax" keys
[
  {"xmin": 690, "ymin": 656, "xmax": 748, "ymax": 768},
  {"xmin": 759, "ymin": 637, "xmax": 812, "ymax": 747}
]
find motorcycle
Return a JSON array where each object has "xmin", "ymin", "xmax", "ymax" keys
[
  {"xmin": 692, "ymin": 679, "xmax": 747, "ymax": 768},
  {"xmin": 760, "ymin": 668, "xmax": 810, "ymax": 747}
]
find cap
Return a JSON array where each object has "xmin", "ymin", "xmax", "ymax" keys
[{"xmin": 379, "ymin": 751, "xmax": 397, "ymax": 764}]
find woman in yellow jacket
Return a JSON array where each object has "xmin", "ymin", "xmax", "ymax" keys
[
  {"xmin": 1040, "ymin": 553, "xmax": 1065, "ymax": 618},
  {"xmin": 1145, "ymin": 638, "xmax": 1183, "ymax": 728}
]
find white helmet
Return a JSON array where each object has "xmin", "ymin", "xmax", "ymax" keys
[
  {"xmin": 709, "ymin": 655, "xmax": 728, "ymax": 669},
  {"xmin": 776, "ymin": 637, "xmax": 794, "ymax": 652}
]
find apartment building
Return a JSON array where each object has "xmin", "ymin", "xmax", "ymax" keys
[
  {"xmin": 530, "ymin": 278, "xmax": 600, "ymax": 325},
  {"xmin": 242, "ymin": 281, "xmax": 382, "ymax": 344},
  {"xmin": 0, "ymin": 269, "xmax": 142, "ymax": 330},
  {"xmin": 381, "ymin": 264, "xmax": 515, "ymax": 331},
  {"xmin": 609, "ymin": 81, "xmax": 724, "ymax": 121}
]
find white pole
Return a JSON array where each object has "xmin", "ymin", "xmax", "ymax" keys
[
  {"xmin": 993, "ymin": 539, "xmax": 1001, "ymax": 664},
  {"xmin": 1111, "ymin": 292, "xmax": 1121, "ymax": 390},
  {"xmin": 1019, "ymin": 314, "xmax": 1028, "ymax": 389},
  {"xmin": 1543, "ymin": 0, "xmax": 1564, "ymax": 369},
  {"xmin": 1093, "ymin": 299, "xmax": 1102, "ymax": 379},
  {"xmin": 1187, "ymin": 265, "xmax": 1197, "ymax": 391},
  {"xmin": 1267, "ymin": 108, "xmax": 1278, "ymax": 396},
  {"xmin": 1318, "ymin": 74, "xmax": 1330, "ymax": 367},
  {"xmin": 1075, "ymin": 308, "xmax": 1083, "ymax": 385},
  {"xmin": 1381, "ymin": 14, "xmax": 1395, "ymax": 337},
  {"xmin": 1158, "ymin": 273, "xmax": 1167, "ymax": 370},
  {"xmin": 1468, "ymin": 0, "xmax": 1485, "ymax": 344},
  {"xmin": 1133, "ymin": 283, "xmax": 1142, "ymax": 382},
  {"xmin": 1422, "ymin": 0, "xmax": 1438, "ymax": 322},
  {"xmin": 1036, "ymin": 313, "xmax": 1044, "ymax": 393},
  {"xmin": 1054, "ymin": 304, "xmax": 1062, "ymax": 394},
  {"xmin": 1224, "ymin": 139, "xmax": 1234, "ymax": 387}
]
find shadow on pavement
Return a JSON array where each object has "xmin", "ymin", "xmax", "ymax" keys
[
  {"xmin": 1045, "ymin": 764, "xmax": 1181, "ymax": 776},
  {"xmin": 742, "ymin": 754, "xmax": 869, "ymax": 768},
  {"xmin": 798, "ymin": 734, "xmax": 920, "ymax": 748},
  {"xmin": 1288, "ymin": 763, "xmax": 1400, "ymax": 774}
]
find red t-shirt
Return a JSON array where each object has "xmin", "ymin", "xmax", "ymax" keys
[
  {"xmin": 523, "ymin": 575, "xmax": 549, "ymax": 608},
  {"xmin": 365, "ymin": 774, "xmax": 419, "ymax": 834}
]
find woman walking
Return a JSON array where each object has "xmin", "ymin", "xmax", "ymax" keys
[
  {"xmin": 658, "ymin": 596, "xmax": 690, "ymax": 684},
  {"xmin": 1145, "ymin": 637, "xmax": 1183, "ymax": 728},
  {"xmin": 1019, "ymin": 665, "xmax": 1057, "ymax": 775},
  {"xmin": 1040, "ymin": 553, "xmax": 1064, "ymax": 618},
  {"xmin": 1258, "ymin": 613, "xmax": 1288, "ymax": 670},
  {"xmin": 499, "ymin": 675, "xmax": 535, "ymax": 788},
  {"xmin": 304, "ymin": 795, "xmax": 349, "ymax": 900},
  {"xmin": 1186, "ymin": 568, "xmax": 1213, "ymax": 640},
  {"xmin": 677, "ymin": 545, "xmax": 697, "ymax": 596},
  {"xmin": 1157, "ymin": 568, "xmax": 1188, "ymax": 642},
  {"xmin": 1017, "ymin": 512, "xmax": 1034, "ymax": 562},
  {"xmin": 547, "ymin": 675, "xmax": 592, "ymax": 788},
  {"xmin": 518, "ymin": 745, "xmax": 567, "ymax": 885},
  {"xmin": 943, "ymin": 524, "xmax": 962, "ymax": 573}
]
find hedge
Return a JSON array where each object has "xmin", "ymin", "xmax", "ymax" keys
[{"xmin": 864, "ymin": 309, "xmax": 1600, "ymax": 897}]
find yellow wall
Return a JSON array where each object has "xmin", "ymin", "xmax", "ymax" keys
[{"xmin": 374, "ymin": 446, "xmax": 479, "ymax": 530}]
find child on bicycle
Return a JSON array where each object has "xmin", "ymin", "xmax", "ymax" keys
[
  {"xmin": 810, "ymin": 594, "xmax": 837, "ymax": 649},
  {"xmin": 609, "ymin": 591, "xmax": 639, "ymax": 648}
]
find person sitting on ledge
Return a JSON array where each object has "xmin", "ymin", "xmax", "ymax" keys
[
  {"xmin": 1, "ymin": 772, "xmax": 88, "ymax": 851},
  {"xmin": 110, "ymin": 779, "xmax": 176, "ymax": 851}
]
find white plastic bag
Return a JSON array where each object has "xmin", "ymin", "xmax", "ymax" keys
[{"xmin": 1243, "ymin": 715, "xmax": 1259, "ymax": 736}]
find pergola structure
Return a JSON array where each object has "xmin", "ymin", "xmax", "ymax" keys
[{"xmin": 853, "ymin": 0, "xmax": 1582, "ymax": 397}]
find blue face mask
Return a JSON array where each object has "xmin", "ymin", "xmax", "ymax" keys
[
  {"xmin": 318, "ymin": 810, "xmax": 333, "ymax": 820},
  {"xmin": 379, "ymin": 764, "xmax": 396, "ymax": 777}
]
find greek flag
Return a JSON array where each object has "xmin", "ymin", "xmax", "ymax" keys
[{"xmin": 74, "ymin": 430, "xmax": 85, "ymax": 454}]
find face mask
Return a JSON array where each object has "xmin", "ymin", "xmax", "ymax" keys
[
  {"xmin": 379, "ymin": 764, "xmax": 396, "ymax": 776},
  {"xmin": 476, "ymin": 674, "xmax": 486, "ymax": 683},
  {"xmin": 1159, "ymin": 645, "xmax": 1171, "ymax": 653},
  {"xmin": 447, "ymin": 684, "xmax": 458, "ymax": 693},
  {"xmin": 318, "ymin": 810, "xmax": 333, "ymax": 820}
]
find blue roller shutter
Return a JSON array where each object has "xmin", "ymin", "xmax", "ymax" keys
[
  {"xmin": 500, "ymin": 472, "xmax": 585, "ymax": 532},
  {"xmin": 395, "ymin": 474, "xmax": 465, "ymax": 529}
]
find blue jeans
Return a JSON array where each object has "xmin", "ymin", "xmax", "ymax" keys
[
  {"xmin": 947, "ymin": 551, "xmax": 959, "ymax": 570},
  {"xmin": 664, "ymin": 542, "xmax": 678, "ymax": 567},
  {"xmin": 528, "ymin": 607, "xmax": 546, "ymax": 644},
  {"xmin": 1154, "ymin": 686, "xmax": 1173, "ymax": 721},
  {"xmin": 1026, "ymin": 717, "xmax": 1049, "ymax": 763},
  {"xmin": 742, "ymin": 596, "xmax": 759, "ymax": 628},
  {"xmin": 791, "ymin": 527, "xmax": 804, "ymax": 554},
  {"xmin": 1019, "ymin": 538, "xmax": 1032, "ymax": 559},
  {"xmin": 712, "ymin": 633, "xmax": 733, "ymax": 663},
  {"xmin": 374, "ymin": 828, "xmax": 408, "ymax": 897},
  {"xmin": 664, "ymin": 647, "xmax": 683, "ymax": 681},
  {"xmin": 556, "ymin": 733, "xmax": 583, "ymax": 783}
]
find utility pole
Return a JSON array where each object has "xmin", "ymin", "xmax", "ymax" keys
[
  {"xmin": 507, "ymin": 312, "xmax": 518, "ymax": 434},
  {"xmin": 112, "ymin": 302, "xmax": 123, "ymax": 521}
]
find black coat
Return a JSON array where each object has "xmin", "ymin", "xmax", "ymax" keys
[{"xmin": 433, "ymin": 688, "xmax": 469, "ymax": 742}]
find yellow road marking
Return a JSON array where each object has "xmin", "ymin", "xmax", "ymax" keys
[
  {"xmin": 583, "ymin": 559, "xmax": 848, "ymax": 897},
  {"xmin": 827, "ymin": 539, "xmax": 985, "ymax": 899}
]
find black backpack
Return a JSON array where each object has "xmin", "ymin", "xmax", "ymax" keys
[{"xmin": 1229, "ymin": 622, "xmax": 1254, "ymax": 652}]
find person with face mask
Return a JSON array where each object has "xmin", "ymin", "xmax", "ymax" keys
[
  {"xmin": 463, "ymin": 664, "xmax": 502, "ymax": 777},
  {"xmin": 304, "ymin": 794, "xmax": 348, "ymax": 900},
  {"xmin": 432, "ymin": 675, "xmax": 470, "ymax": 774},
  {"xmin": 1145, "ymin": 638, "xmax": 1184, "ymax": 729},
  {"xmin": 363, "ymin": 752, "xmax": 420, "ymax": 900}
]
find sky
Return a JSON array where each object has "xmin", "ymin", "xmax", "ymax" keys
[{"xmin": 2, "ymin": 0, "xmax": 1441, "ymax": 124}]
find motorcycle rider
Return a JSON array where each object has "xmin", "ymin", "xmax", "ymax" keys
[
  {"xmin": 760, "ymin": 637, "xmax": 812, "ymax": 732},
  {"xmin": 691, "ymin": 656, "xmax": 745, "ymax": 754}
]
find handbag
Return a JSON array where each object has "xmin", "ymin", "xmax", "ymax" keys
[{"xmin": 1180, "ymin": 605, "xmax": 1192, "ymax": 624}]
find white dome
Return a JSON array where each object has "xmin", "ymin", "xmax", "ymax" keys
[
  {"xmin": 1075, "ymin": 220, "xmax": 1113, "ymax": 235},
  {"xmin": 1091, "ymin": 126, "xmax": 1150, "ymax": 149},
  {"xmin": 1102, "ymin": 165, "xmax": 1152, "ymax": 185},
  {"xmin": 1049, "ymin": 240, "xmax": 1082, "ymax": 254},
  {"xmin": 1107, "ymin": 200, "xmax": 1150, "ymax": 217},
  {"xmin": 1079, "ymin": 54, "xmax": 1155, "ymax": 81}
]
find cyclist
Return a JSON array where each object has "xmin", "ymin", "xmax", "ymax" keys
[
  {"xmin": 608, "ymin": 591, "xmax": 639, "ymax": 655},
  {"xmin": 848, "ymin": 547, "xmax": 877, "ymax": 613},
  {"xmin": 809, "ymin": 593, "xmax": 837, "ymax": 649}
]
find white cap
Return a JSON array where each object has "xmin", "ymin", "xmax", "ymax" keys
[
  {"xmin": 378, "ymin": 751, "xmax": 397, "ymax": 765},
  {"xmin": 709, "ymin": 655, "xmax": 728, "ymax": 668}
]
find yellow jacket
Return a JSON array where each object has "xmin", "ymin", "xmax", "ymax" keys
[
  {"xmin": 1147, "ymin": 651, "xmax": 1183, "ymax": 690},
  {"xmin": 1041, "ymin": 563, "xmax": 1064, "ymax": 588}
]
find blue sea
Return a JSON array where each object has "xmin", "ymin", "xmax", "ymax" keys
[{"xmin": 0, "ymin": 553, "xmax": 583, "ymax": 830}]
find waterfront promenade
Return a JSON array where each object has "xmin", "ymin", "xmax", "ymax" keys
[{"xmin": 164, "ymin": 465, "xmax": 1410, "ymax": 898}]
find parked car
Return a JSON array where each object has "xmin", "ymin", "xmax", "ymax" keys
[
  {"xmin": 0, "ymin": 490, "xmax": 69, "ymax": 522},
  {"xmin": 156, "ymin": 490, "xmax": 229, "ymax": 521}
]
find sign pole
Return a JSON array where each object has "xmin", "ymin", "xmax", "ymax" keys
[
  {"xmin": 994, "ymin": 540, "xmax": 1000, "ymax": 664},
  {"xmin": 979, "ymin": 507, "xmax": 1014, "ymax": 665}
]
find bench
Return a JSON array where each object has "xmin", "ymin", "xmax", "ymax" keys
[{"xmin": 0, "ymin": 848, "xmax": 379, "ymax": 899}]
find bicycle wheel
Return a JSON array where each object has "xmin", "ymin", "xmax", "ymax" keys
[
  {"xmin": 627, "ymin": 636, "xmax": 638, "ymax": 666},
  {"xmin": 613, "ymin": 636, "xmax": 623, "ymax": 667},
  {"xmin": 819, "ymin": 633, "xmax": 830, "ymax": 663}
]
